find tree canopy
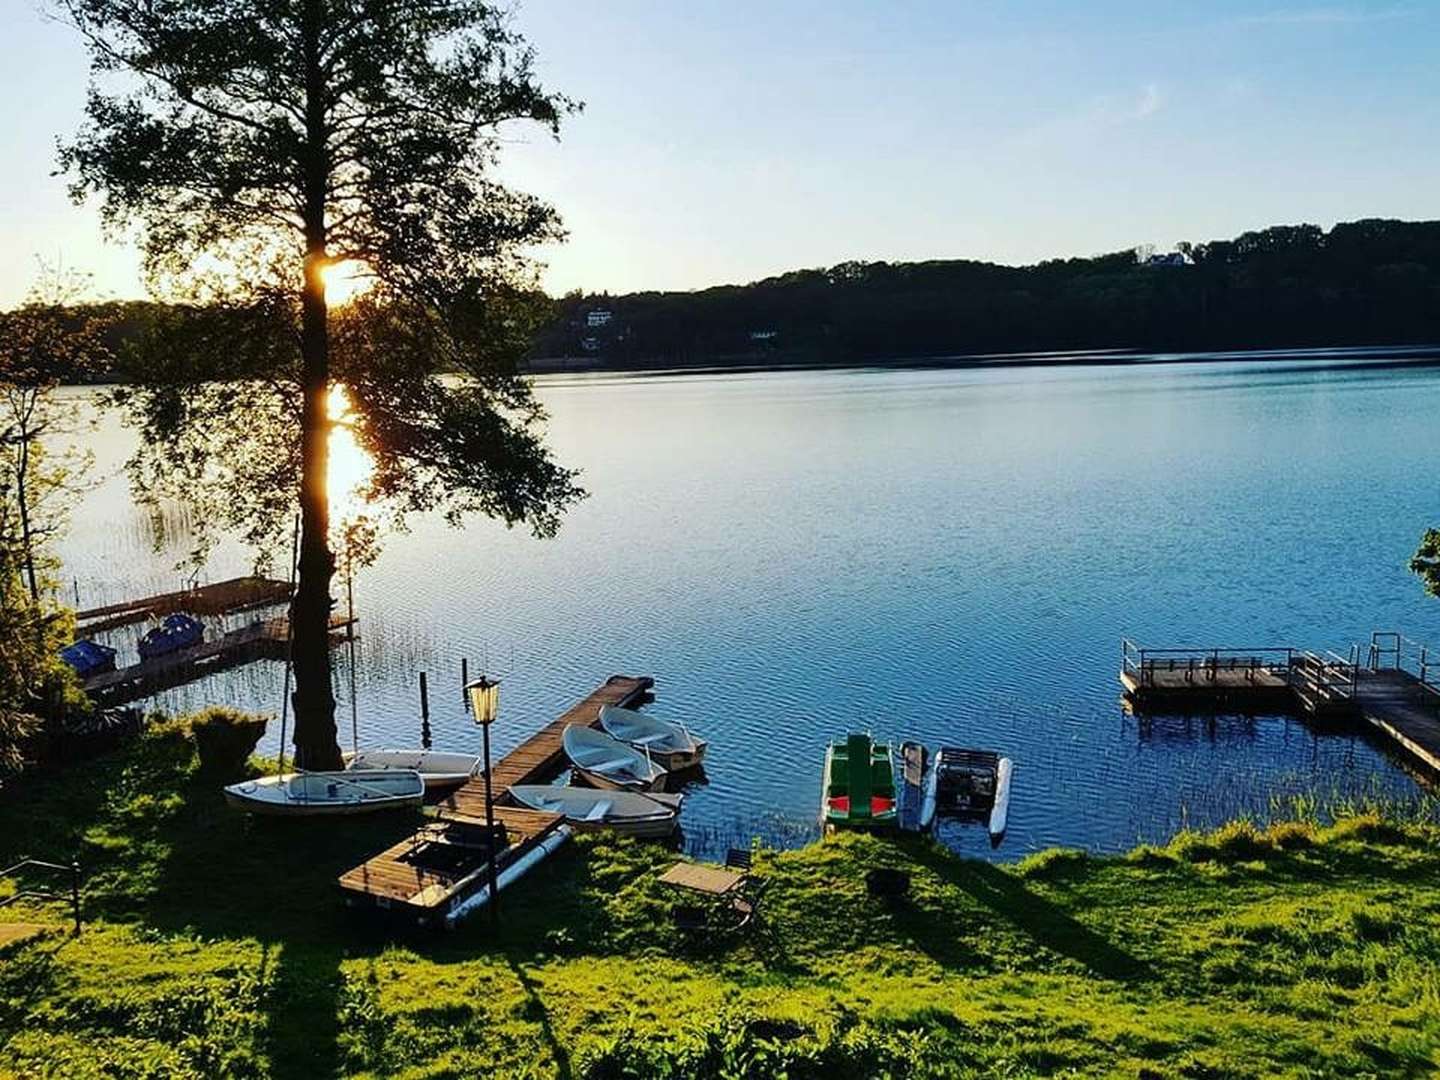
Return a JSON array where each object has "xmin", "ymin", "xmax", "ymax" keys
[{"xmin": 59, "ymin": 0, "xmax": 585, "ymax": 767}]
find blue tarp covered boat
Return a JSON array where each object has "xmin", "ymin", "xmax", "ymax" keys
[
  {"xmin": 137, "ymin": 613, "xmax": 205, "ymax": 660},
  {"xmin": 59, "ymin": 639, "xmax": 118, "ymax": 678}
]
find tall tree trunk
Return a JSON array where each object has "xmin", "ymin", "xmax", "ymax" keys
[
  {"xmin": 290, "ymin": 4, "xmax": 342, "ymax": 771},
  {"xmin": 16, "ymin": 436, "xmax": 38, "ymax": 603}
]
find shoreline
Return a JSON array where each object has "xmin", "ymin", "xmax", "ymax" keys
[{"xmin": 524, "ymin": 341, "xmax": 1440, "ymax": 379}]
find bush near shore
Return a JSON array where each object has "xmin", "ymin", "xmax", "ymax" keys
[{"xmin": 0, "ymin": 719, "xmax": 1436, "ymax": 1079}]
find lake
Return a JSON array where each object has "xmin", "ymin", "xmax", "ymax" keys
[{"xmin": 56, "ymin": 353, "xmax": 1440, "ymax": 859}]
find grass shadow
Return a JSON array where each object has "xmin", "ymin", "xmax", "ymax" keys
[
  {"xmin": 910, "ymin": 845, "xmax": 1151, "ymax": 982},
  {"xmin": 508, "ymin": 956, "xmax": 574, "ymax": 1080}
]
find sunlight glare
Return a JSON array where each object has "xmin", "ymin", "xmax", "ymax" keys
[
  {"xmin": 327, "ymin": 383, "xmax": 373, "ymax": 520},
  {"xmin": 322, "ymin": 259, "xmax": 371, "ymax": 305}
]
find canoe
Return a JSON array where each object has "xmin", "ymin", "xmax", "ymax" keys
[
  {"xmin": 819, "ymin": 733, "xmax": 898, "ymax": 830},
  {"xmin": 223, "ymin": 768, "xmax": 424, "ymax": 816},
  {"xmin": 597, "ymin": 704, "xmax": 708, "ymax": 770},
  {"xmin": 989, "ymin": 757, "xmax": 1014, "ymax": 842},
  {"xmin": 508, "ymin": 784, "xmax": 683, "ymax": 838},
  {"xmin": 345, "ymin": 748, "xmax": 479, "ymax": 789},
  {"xmin": 562, "ymin": 724, "xmax": 667, "ymax": 792}
]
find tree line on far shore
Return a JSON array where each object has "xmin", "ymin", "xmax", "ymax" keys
[{"xmin": 534, "ymin": 218, "xmax": 1440, "ymax": 366}]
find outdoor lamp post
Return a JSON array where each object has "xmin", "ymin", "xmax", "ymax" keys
[{"xmin": 466, "ymin": 676, "xmax": 501, "ymax": 921}]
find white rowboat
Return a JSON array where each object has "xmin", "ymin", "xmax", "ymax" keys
[
  {"xmin": 344, "ymin": 748, "xmax": 479, "ymax": 789},
  {"xmin": 561, "ymin": 724, "xmax": 667, "ymax": 792},
  {"xmin": 508, "ymin": 784, "xmax": 683, "ymax": 838},
  {"xmin": 223, "ymin": 769, "xmax": 424, "ymax": 816},
  {"xmin": 597, "ymin": 704, "xmax": 708, "ymax": 770}
]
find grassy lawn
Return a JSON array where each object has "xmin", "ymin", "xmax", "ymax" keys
[{"xmin": 0, "ymin": 722, "xmax": 1437, "ymax": 1078}]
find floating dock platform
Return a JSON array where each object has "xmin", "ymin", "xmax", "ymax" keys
[
  {"xmin": 83, "ymin": 614, "xmax": 355, "ymax": 706},
  {"xmin": 1122, "ymin": 631, "xmax": 1440, "ymax": 774},
  {"xmin": 338, "ymin": 674, "xmax": 654, "ymax": 927},
  {"xmin": 77, "ymin": 576, "xmax": 294, "ymax": 634}
]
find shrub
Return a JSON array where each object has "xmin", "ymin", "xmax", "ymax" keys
[{"xmin": 189, "ymin": 708, "xmax": 267, "ymax": 777}]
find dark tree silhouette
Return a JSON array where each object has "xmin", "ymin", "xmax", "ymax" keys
[{"xmin": 57, "ymin": 0, "xmax": 585, "ymax": 768}]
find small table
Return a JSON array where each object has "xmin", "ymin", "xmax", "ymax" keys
[{"xmin": 659, "ymin": 862, "xmax": 745, "ymax": 896}]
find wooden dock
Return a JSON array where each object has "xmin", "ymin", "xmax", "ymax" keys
[
  {"xmin": 83, "ymin": 614, "xmax": 355, "ymax": 706},
  {"xmin": 338, "ymin": 674, "xmax": 654, "ymax": 926},
  {"xmin": 1122, "ymin": 632, "xmax": 1440, "ymax": 774},
  {"xmin": 77, "ymin": 576, "xmax": 293, "ymax": 634}
]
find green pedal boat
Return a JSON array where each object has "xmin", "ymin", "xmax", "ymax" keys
[{"xmin": 820, "ymin": 733, "xmax": 898, "ymax": 830}]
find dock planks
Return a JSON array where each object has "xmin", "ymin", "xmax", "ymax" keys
[
  {"xmin": 77, "ymin": 576, "xmax": 293, "ymax": 633},
  {"xmin": 339, "ymin": 674, "xmax": 654, "ymax": 923},
  {"xmin": 1122, "ymin": 637, "xmax": 1440, "ymax": 776},
  {"xmin": 83, "ymin": 614, "xmax": 355, "ymax": 706}
]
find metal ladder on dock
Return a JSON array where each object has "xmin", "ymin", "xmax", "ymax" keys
[{"xmin": 1289, "ymin": 647, "xmax": 1359, "ymax": 716}]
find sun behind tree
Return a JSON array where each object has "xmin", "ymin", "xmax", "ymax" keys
[{"xmin": 58, "ymin": 0, "xmax": 586, "ymax": 769}]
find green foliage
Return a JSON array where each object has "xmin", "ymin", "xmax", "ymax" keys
[
  {"xmin": 1, "ymin": 729, "xmax": 1439, "ymax": 1078},
  {"xmin": 188, "ymin": 707, "xmax": 267, "ymax": 778},
  {"xmin": 1412, "ymin": 526, "xmax": 1440, "ymax": 599}
]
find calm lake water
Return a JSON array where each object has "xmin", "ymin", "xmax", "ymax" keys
[{"xmin": 56, "ymin": 353, "xmax": 1440, "ymax": 859}]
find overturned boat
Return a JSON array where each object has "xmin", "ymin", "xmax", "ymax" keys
[
  {"xmin": 345, "ymin": 748, "xmax": 479, "ymax": 790},
  {"xmin": 562, "ymin": 724, "xmax": 668, "ymax": 792},
  {"xmin": 224, "ymin": 768, "xmax": 424, "ymax": 816},
  {"xmin": 508, "ymin": 784, "xmax": 683, "ymax": 838},
  {"xmin": 598, "ymin": 704, "xmax": 707, "ymax": 770}
]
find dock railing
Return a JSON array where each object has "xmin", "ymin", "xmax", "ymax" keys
[
  {"xmin": 1122, "ymin": 639, "xmax": 1295, "ymax": 687},
  {"xmin": 1290, "ymin": 647, "xmax": 1359, "ymax": 711},
  {"xmin": 1369, "ymin": 631, "xmax": 1440, "ymax": 700}
]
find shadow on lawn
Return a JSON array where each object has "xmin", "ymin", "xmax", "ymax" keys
[
  {"xmin": 509, "ymin": 956, "xmax": 574, "ymax": 1080},
  {"xmin": 909, "ymin": 846, "xmax": 1150, "ymax": 982},
  {"xmin": 0, "ymin": 729, "xmax": 422, "ymax": 1077}
]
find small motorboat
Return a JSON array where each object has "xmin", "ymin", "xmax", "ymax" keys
[
  {"xmin": 819, "ymin": 733, "xmax": 898, "ymax": 831},
  {"xmin": 508, "ymin": 784, "xmax": 683, "ymax": 838},
  {"xmin": 137, "ymin": 613, "xmax": 205, "ymax": 660},
  {"xmin": 223, "ymin": 768, "xmax": 424, "ymax": 816},
  {"xmin": 344, "ymin": 748, "xmax": 479, "ymax": 790},
  {"xmin": 597, "ymin": 704, "xmax": 708, "ymax": 770},
  {"xmin": 562, "ymin": 724, "xmax": 667, "ymax": 792},
  {"xmin": 933, "ymin": 748, "xmax": 1014, "ymax": 843},
  {"xmin": 59, "ymin": 639, "xmax": 118, "ymax": 678}
]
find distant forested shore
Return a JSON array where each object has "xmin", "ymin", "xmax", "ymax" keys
[
  {"xmin": 13, "ymin": 217, "xmax": 1440, "ymax": 381},
  {"xmin": 532, "ymin": 217, "xmax": 1440, "ymax": 371}
]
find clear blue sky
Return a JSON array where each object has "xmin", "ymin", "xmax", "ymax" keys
[{"xmin": 2, "ymin": 1, "xmax": 1436, "ymax": 306}]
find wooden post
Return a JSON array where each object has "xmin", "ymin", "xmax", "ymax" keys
[
  {"xmin": 70, "ymin": 860, "xmax": 81, "ymax": 935},
  {"xmin": 419, "ymin": 672, "xmax": 432, "ymax": 751},
  {"xmin": 461, "ymin": 657, "xmax": 470, "ymax": 711}
]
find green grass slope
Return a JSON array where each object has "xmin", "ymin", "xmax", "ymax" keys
[{"xmin": 0, "ymin": 723, "xmax": 1437, "ymax": 1079}]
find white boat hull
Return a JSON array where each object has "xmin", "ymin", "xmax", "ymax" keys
[
  {"xmin": 597, "ymin": 705, "xmax": 707, "ymax": 771},
  {"xmin": 562, "ymin": 724, "xmax": 668, "ymax": 792},
  {"xmin": 224, "ymin": 769, "xmax": 424, "ymax": 816},
  {"xmin": 989, "ymin": 758, "xmax": 1014, "ymax": 841},
  {"xmin": 508, "ymin": 785, "xmax": 681, "ymax": 838},
  {"xmin": 344, "ymin": 748, "xmax": 478, "ymax": 790}
]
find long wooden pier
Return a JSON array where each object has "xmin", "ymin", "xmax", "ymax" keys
[
  {"xmin": 77, "ymin": 576, "xmax": 293, "ymax": 634},
  {"xmin": 83, "ymin": 614, "xmax": 355, "ymax": 706},
  {"xmin": 1122, "ymin": 632, "xmax": 1440, "ymax": 774},
  {"xmin": 338, "ymin": 674, "xmax": 654, "ymax": 927}
]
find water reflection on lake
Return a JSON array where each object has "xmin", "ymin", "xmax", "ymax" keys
[{"xmin": 54, "ymin": 354, "xmax": 1440, "ymax": 858}]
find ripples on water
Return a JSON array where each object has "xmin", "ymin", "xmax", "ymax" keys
[{"xmin": 54, "ymin": 354, "xmax": 1440, "ymax": 859}]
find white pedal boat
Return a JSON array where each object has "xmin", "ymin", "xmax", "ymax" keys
[
  {"xmin": 223, "ymin": 768, "xmax": 424, "ymax": 816},
  {"xmin": 344, "ymin": 748, "xmax": 479, "ymax": 790},
  {"xmin": 598, "ymin": 704, "xmax": 708, "ymax": 770},
  {"xmin": 561, "ymin": 724, "xmax": 667, "ymax": 792},
  {"xmin": 508, "ymin": 784, "xmax": 683, "ymax": 838}
]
